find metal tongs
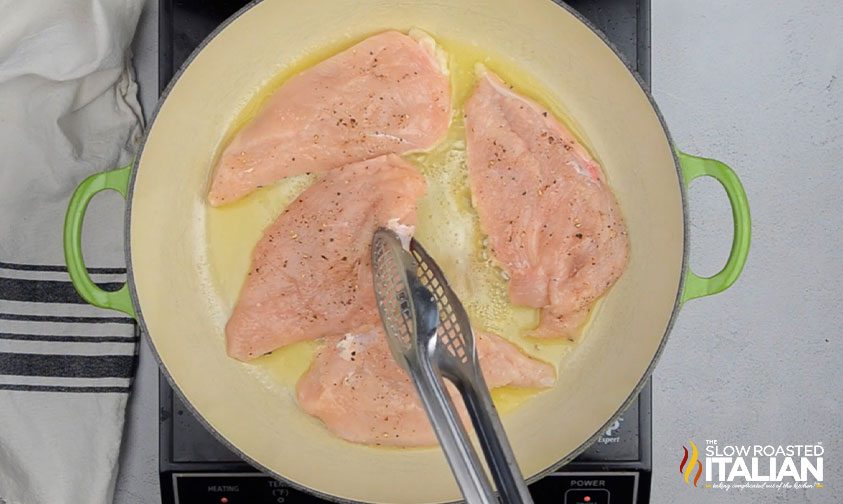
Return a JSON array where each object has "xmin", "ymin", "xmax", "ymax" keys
[{"xmin": 371, "ymin": 228, "xmax": 534, "ymax": 504}]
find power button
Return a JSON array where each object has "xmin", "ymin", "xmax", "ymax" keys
[{"xmin": 564, "ymin": 488, "xmax": 610, "ymax": 504}]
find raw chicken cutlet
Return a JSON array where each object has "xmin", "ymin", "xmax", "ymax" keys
[
  {"xmin": 208, "ymin": 30, "xmax": 450, "ymax": 206},
  {"xmin": 465, "ymin": 70, "xmax": 629, "ymax": 339},
  {"xmin": 226, "ymin": 154, "xmax": 426, "ymax": 361},
  {"xmin": 297, "ymin": 328, "xmax": 555, "ymax": 447}
]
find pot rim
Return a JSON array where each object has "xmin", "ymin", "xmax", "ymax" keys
[{"xmin": 124, "ymin": 1, "xmax": 688, "ymax": 501}]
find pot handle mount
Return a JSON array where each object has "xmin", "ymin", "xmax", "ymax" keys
[
  {"xmin": 63, "ymin": 164, "xmax": 136, "ymax": 318},
  {"xmin": 677, "ymin": 151, "xmax": 751, "ymax": 303},
  {"xmin": 62, "ymin": 157, "xmax": 747, "ymax": 313}
]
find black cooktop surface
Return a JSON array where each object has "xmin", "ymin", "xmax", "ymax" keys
[{"xmin": 157, "ymin": 1, "xmax": 652, "ymax": 502}]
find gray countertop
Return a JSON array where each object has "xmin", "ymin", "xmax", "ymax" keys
[{"xmin": 116, "ymin": 1, "xmax": 843, "ymax": 503}]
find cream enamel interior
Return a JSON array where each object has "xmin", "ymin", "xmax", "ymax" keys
[{"xmin": 130, "ymin": 1, "xmax": 684, "ymax": 502}]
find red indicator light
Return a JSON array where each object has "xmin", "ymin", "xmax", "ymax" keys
[
  {"xmin": 583, "ymin": 497, "xmax": 591, "ymax": 503},
  {"xmin": 220, "ymin": 498, "xmax": 229, "ymax": 504}
]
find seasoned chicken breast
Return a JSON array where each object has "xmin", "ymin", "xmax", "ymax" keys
[
  {"xmin": 208, "ymin": 30, "xmax": 450, "ymax": 206},
  {"xmin": 226, "ymin": 154, "xmax": 426, "ymax": 361},
  {"xmin": 296, "ymin": 328, "xmax": 555, "ymax": 447},
  {"xmin": 465, "ymin": 70, "xmax": 629, "ymax": 338}
]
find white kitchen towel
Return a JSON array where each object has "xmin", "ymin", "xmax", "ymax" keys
[{"xmin": 0, "ymin": 1, "xmax": 144, "ymax": 504}]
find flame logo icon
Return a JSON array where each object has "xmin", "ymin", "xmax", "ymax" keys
[{"xmin": 680, "ymin": 440, "xmax": 703, "ymax": 487}]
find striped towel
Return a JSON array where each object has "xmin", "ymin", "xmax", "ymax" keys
[
  {"xmin": 0, "ymin": 263, "xmax": 136, "ymax": 393},
  {"xmin": 0, "ymin": 1, "xmax": 144, "ymax": 503}
]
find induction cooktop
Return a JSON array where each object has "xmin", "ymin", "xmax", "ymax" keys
[{"xmin": 157, "ymin": 1, "xmax": 653, "ymax": 502}]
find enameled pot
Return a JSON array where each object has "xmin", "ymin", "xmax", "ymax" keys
[{"xmin": 63, "ymin": 1, "xmax": 750, "ymax": 502}]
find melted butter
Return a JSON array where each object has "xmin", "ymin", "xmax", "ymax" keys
[
  {"xmin": 205, "ymin": 33, "xmax": 592, "ymax": 408},
  {"xmin": 206, "ymin": 174, "xmax": 316, "ymax": 309},
  {"xmin": 493, "ymin": 386, "xmax": 548, "ymax": 414},
  {"xmin": 251, "ymin": 339, "xmax": 319, "ymax": 384}
]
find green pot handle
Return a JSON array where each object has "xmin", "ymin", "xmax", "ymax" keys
[
  {"xmin": 677, "ymin": 150, "xmax": 751, "ymax": 303},
  {"xmin": 63, "ymin": 164, "xmax": 136, "ymax": 318}
]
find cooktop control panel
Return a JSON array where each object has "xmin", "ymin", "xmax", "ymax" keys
[
  {"xmin": 533, "ymin": 473, "xmax": 641, "ymax": 503},
  {"xmin": 169, "ymin": 472, "xmax": 641, "ymax": 504},
  {"xmin": 170, "ymin": 474, "xmax": 322, "ymax": 504}
]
